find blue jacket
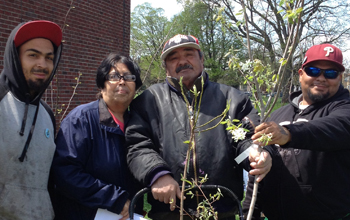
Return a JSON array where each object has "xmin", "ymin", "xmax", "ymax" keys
[{"xmin": 52, "ymin": 99, "xmax": 135, "ymax": 220}]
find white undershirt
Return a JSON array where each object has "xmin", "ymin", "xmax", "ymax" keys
[{"xmin": 299, "ymin": 101, "xmax": 309, "ymax": 110}]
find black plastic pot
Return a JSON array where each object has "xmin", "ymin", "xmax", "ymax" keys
[{"xmin": 129, "ymin": 185, "xmax": 244, "ymax": 220}]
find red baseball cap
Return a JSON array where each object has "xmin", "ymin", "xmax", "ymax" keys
[
  {"xmin": 14, "ymin": 20, "xmax": 62, "ymax": 47},
  {"xmin": 302, "ymin": 44, "xmax": 345, "ymax": 72},
  {"xmin": 161, "ymin": 34, "xmax": 201, "ymax": 60}
]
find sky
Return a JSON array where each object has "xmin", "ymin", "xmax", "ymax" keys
[{"xmin": 131, "ymin": 0, "xmax": 183, "ymax": 18}]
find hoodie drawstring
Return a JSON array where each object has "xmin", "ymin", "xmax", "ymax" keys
[
  {"xmin": 19, "ymin": 93, "xmax": 30, "ymax": 136},
  {"xmin": 18, "ymin": 101, "xmax": 40, "ymax": 162}
]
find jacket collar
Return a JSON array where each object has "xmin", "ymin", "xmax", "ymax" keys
[
  {"xmin": 165, "ymin": 71, "xmax": 208, "ymax": 102},
  {"xmin": 99, "ymin": 98, "xmax": 130, "ymax": 128},
  {"xmin": 289, "ymin": 84, "xmax": 349, "ymax": 109}
]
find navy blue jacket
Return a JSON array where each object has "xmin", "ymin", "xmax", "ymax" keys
[{"xmin": 52, "ymin": 99, "xmax": 136, "ymax": 220}]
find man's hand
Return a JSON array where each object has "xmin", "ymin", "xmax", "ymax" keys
[
  {"xmin": 248, "ymin": 148, "xmax": 272, "ymax": 182},
  {"xmin": 252, "ymin": 122, "xmax": 291, "ymax": 146},
  {"xmin": 151, "ymin": 174, "xmax": 182, "ymax": 211},
  {"xmin": 119, "ymin": 199, "xmax": 130, "ymax": 220}
]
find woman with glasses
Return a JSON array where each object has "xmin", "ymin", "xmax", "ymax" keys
[{"xmin": 51, "ymin": 53, "xmax": 142, "ymax": 220}]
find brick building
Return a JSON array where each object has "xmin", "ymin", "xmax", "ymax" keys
[{"xmin": 0, "ymin": 0, "xmax": 131, "ymax": 129}]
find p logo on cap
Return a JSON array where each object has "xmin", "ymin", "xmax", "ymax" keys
[{"xmin": 324, "ymin": 47, "xmax": 334, "ymax": 57}]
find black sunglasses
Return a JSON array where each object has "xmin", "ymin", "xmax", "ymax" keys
[{"xmin": 303, "ymin": 67, "xmax": 340, "ymax": 79}]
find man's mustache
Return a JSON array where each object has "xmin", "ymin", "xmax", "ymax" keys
[
  {"xmin": 31, "ymin": 68, "xmax": 49, "ymax": 74},
  {"xmin": 176, "ymin": 64, "xmax": 193, "ymax": 73}
]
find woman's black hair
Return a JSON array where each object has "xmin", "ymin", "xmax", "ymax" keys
[{"xmin": 96, "ymin": 53, "xmax": 142, "ymax": 90}]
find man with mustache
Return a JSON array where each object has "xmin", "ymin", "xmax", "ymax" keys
[
  {"xmin": 243, "ymin": 44, "xmax": 350, "ymax": 220},
  {"xmin": 0, "ymin": 20, "xmax": 62, "ymax": 219},
  {"xmin": 126, "ymin": 34, "xmax": 272, "ymax": 219}
]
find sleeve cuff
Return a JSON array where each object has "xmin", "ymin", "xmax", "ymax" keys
[{"xmin": 147, "ymin": 166, "xmax": 172, "ymax": 186}]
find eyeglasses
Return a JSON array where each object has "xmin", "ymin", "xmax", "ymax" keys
[
  {"xmin": 106, "ymin": 74, "xmax": 136, "ymax": 82},
  {"xmin": 303, "ymin": 67, "xmax": 340, "ymax": 79}
]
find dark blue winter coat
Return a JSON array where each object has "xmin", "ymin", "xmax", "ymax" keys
[{"xmin": 52, "ymin": 98, "xmax": 136, "ymax": 220}]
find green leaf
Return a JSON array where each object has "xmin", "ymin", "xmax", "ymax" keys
[
  {"xmin": 296, "ymin": 7, "xmax": 303, "ymax": 14},
  {"xmin": 272, "ymin": 74, "xmax": 277, "ymax": 81},
  {"xmin": 288, "ymin": 17, "xmax": 293, "ymax": 24},
  {"xmin": 277, "ymin": 9, "xmax": 284, "ymax": 14},
  {"xmin": 183, "ymin": 179, "xmax": 193, "ymax": 186},
  {"xmin": 216, "ymin": 15, "xmax": 222, "ymax": 22}
]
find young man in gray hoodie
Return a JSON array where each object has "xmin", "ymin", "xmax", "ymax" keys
[{"xmin": 0, "ymin": 20, "xmax": 62, "ymax": 220}]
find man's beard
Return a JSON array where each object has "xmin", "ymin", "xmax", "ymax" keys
[
  {"xmin": 307, "ymin": 89, "xmax": 330, "ymax": 103},
  {"xmin": 27, "ymin": 68, "xmax": 50, "ymax": 96},
  {"xmin": 27, "ymin": 78, "xmax": 48, "ymax": 96}
]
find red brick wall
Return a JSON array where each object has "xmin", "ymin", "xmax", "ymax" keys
[{"xmin": 0, "ymin": 0, "xmax": 130, "ymax": 129}]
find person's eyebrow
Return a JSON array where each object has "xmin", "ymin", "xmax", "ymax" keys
[
  {"xmin": 167, "ymin": 51, "xmax": 177, "ymax": 58},
  {"xmin": 183, "ymin": 48, "xmax": 195, "ymax": 52},
  {"xmin": 110, "ymin": 71, "xmax": 132, "ymax": 75},
  {"xmin": 25, "ymin": 48, "xmax": 54, "ymax": 56},
  {"xmin": 168, "ymin": 48, "xmax": 195, "ymax": 57}
]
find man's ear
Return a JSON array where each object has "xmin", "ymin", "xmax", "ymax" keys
[
  {"xmin": 165, "ymin": 67, "xmax": 170, "ymax": 77},
  {"xmin": 298, "ymin": 68, "xmax": 303, "ymax": 83},
  {"xmin": 298, "ymin": 68, "xmax": 303, "ymax": 76}
]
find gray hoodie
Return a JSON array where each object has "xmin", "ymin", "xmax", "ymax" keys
[{"xmin": 0, "ymin": 21, "xmax": 62, "ymax": 220}]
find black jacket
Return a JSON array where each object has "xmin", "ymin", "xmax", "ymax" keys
[
  {"xmin": 243, "ymin": 86, "xmax": 350, "ymax": 220},
  {"xmin": 126, "ymin": 73, "xmax": 261, "ymax": 214}
]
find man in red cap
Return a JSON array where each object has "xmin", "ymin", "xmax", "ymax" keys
[
  {"xmin": 243, "ymin": 44, "xmax": 350, "ymax": 220},
  {"xmin": 126, "ymin": 34, "xmax": 272, "ymax": 219},
  {"xmin": 0, "ymin": 20, "xmax": 62, "ymax": 219}
]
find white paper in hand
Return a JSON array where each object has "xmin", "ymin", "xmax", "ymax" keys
[
  {"xmin": 234, "ymin": 144, "xmax": 258, "ymax": 164},
  {"xmin": 94, "ymin": 208, "xmax": 146, "ymax": 220}
]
